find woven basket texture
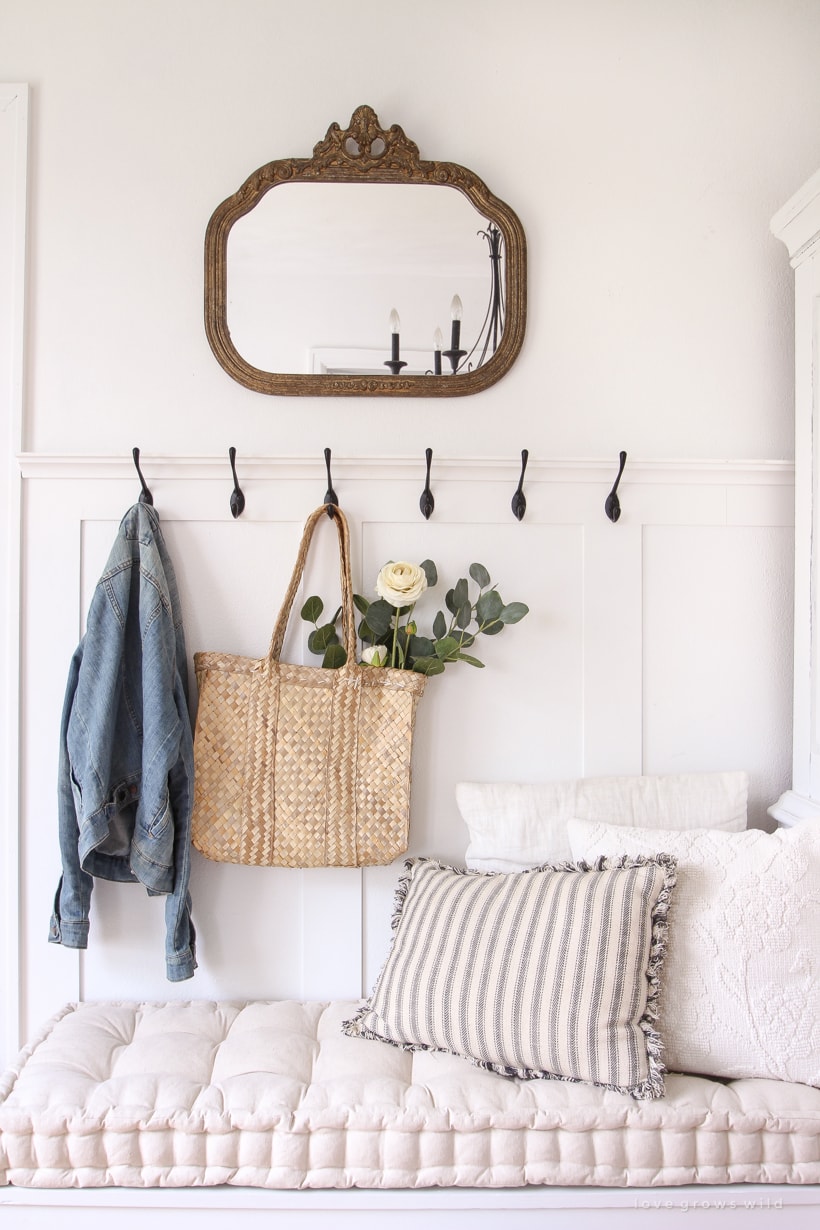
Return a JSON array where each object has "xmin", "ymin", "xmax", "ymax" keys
[{"xmin": 191, "ymin": 505, "xmax": 426, "ymax": 867}]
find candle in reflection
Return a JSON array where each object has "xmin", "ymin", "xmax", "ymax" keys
[
  {"xmin": 450, "ymin": 295, "xmax": 463, "ymax": 352},
  {"xmin": 433, "ymin": 326, "xmax": 443, "ymax": 375},
  {"xmin": 389, "ymin": 309, "xmax": 401, "ymax": 362}
]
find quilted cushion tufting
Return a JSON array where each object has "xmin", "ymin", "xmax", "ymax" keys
[{"xmin": 1, "ymin": 1000, "xmax": 820, "ymax": 1189}]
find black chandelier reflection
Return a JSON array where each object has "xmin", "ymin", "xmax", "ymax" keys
[{"xmin": 384, "ymin": 222, "xmax": 505, "ymax": 377}]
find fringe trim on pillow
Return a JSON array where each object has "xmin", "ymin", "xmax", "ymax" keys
[{"xmin": 343, "ymin": 852, "xmax": 677, "ymax": 1100}]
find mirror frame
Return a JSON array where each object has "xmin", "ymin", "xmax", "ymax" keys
[{"xmin": 204, "ymin": 105, "xmax": 526, "ymax": 397}]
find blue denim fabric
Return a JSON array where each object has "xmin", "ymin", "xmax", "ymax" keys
[{"xmin": 49, "ymin": 502, "xmax": 196, "ymax": 981}]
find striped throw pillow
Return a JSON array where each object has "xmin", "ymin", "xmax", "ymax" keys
[{"xmin": 343, "ymin": 856, "xmax": 676, "ymax": 1099}]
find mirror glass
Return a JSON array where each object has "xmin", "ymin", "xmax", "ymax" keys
[
  {"xmin": 204, "ymin": 106, "xmax": 526, "ymax": 396},
  {"xmin": 227, "ymin": 183, "xmax": 498, "ymax": 377}
]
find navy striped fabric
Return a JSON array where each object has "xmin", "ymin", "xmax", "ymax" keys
[{"xmin": 344, "ymin": 856, "xmax": 676, "ymax": 1099}]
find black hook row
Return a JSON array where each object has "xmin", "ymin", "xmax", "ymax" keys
[{"xmin": 132, "ymin": 446, "xmax": 622, "ymax": 523}]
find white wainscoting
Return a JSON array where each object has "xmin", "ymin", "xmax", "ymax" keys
[{"xmin": 7, "ymin": 454, "xmax": 794, "ymax": 1063}]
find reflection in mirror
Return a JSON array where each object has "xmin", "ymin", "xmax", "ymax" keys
[
  {"xmin": 204, "ymin": 105, "xmax": 526, "ymax": 396},
  {"xmin": 227, "ymin": 184, "xmax": 504, "ymax": 377}
]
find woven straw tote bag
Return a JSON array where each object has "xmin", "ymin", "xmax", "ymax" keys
[{"xmin": 191, "ymin": 504, "xmax": 427, "ymax": 867}]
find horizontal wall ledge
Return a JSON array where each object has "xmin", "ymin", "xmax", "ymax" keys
[{"xmin": 16, "ymin": 454, "xmax": 795, "ymax": 486}]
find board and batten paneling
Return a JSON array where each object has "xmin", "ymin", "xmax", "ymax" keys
[{"xmin": 12, "ymin": 455, "xmax": 793, "ymax": 1057}]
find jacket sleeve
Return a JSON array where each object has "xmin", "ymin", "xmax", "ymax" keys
[
  {"xmin": 138, "ymin": 558, "xmax": 197, "ymax": 981},
  {"xmin": 49, "ymin": 643, "xmax": 94, "ymax": 949}
]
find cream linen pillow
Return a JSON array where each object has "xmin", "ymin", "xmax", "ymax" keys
[
  {"xmin": 567, "ymin": 818, "xmax": 820, "ymax": 1086},
  {"xmin": 459, "ymin": 771, "xmax": 748, "ymax": 871},
  {"xmin": 344, "ymin": 856, "xmax": 676, "ymax": 1099}
]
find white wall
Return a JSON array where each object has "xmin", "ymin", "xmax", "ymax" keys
[
  {"xmin": 1, "ymin": 0, "xmax": 817, "ymax": 1060},
  {"xmin": 1, "ymin": 0, "xmax": 818, "ymax": 460}
]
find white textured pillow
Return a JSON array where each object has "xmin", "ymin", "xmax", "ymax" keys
[
  {"xmin": 458, "ymin": 771, "xmax": 748, "ymax": 871},
  {"xmin": 344, "ymin": 855, "xmax": 676, "ymax": 1099},
  {"xmin": 567, "ymin": 818, "xmax": 820, "ymax": 1087}
]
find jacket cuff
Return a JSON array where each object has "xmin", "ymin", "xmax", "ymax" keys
[
  {"xmin": 49, "ymin": 913, "xmax": 89, "ymax": 948},
  {"xmin": 165, "ymin": 948, "xmax": 197, "ymax": 982}
]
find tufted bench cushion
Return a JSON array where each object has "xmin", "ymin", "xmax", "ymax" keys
[{"xmin": 1, "ymin": 1000, "xmax": 820, "ymax": 1190}]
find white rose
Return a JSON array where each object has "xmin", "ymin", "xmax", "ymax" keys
[
  {"xmin": 375, "ymin": 561, "xmax": 428, "ymax": 608},
  {"xmin": 362, "ymin": 644, "xmax": 388, "ymax": 667}
]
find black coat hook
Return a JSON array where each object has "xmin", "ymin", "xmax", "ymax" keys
[
  {"xmin": 511, "ymin": 449, "xmax": 528, "ymax": 521},
  {"xmin": 132, "ymin": 447, "xmax": 153, "ymax": 506},
  {"xmin": 419, "ymin": 447, "xmax": 435, "ymax": 520},
  {"xmin": 228, "ymin": 446, "xmax": 245, "ymax": 519},
  {"xmin": 323, "ymin": 447, "xmax": 339, "ymax": 517},
  {"xmin": 605, "ymin": 450, "xmax": 628, "ymax": 523}
]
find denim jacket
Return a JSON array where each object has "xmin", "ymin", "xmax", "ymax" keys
[{"xmin": 49, "ymin": 502, "xmax": 196, "ymax": 981}]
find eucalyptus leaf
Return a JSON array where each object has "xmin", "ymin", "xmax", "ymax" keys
[
  {"xmin": 353, "ymin": 593, "xmax": 370, "ymax": 615},
  {"xmin": 433, "ymin": 610, "xmax": 447, "ymax": 640},
  {"xmin": 308, "ymin": 623, "xmax": 339, "ymax": 653},
  {"xmin": 408, "ymin": 635, "xmax": 434, "ymax": 659},
  {"xmin": 420, "ymin": 559, "xmax": 438, "ymax": 587},
  {"xmin": 453, "ymin": 578, "xmax": 469, "ymax": 609},
  {"xmin": 412, "ymin": 656, "xmax": 446, "ymax": 676},
  {"xmin": 434, "ymin": 636, "xmax": 460, "ymax": 660},
  {"xmin": 481, "ymin": 621, "xmax": 504, "ymax": 636},
  {"xmin": 469, "ymin": 562, "xmax": 491, "ymax": 589},
  {"xmin": 365, "ymin": 599, "xmax": 394, "ymax": 636},
  {"xmin": 322, "ymin": 643, "xmax": 347, "ymax": 669},
  {"xmin": 357, "ymin": 618, "xmax": 375, "ymax": 644},
  {"xmin": 456, "ymin": 601, "xmax": 472, "ymax": 630},
  {"xmin": 456, "ymin": 652, "xmax": 485, "ymax": 667},
  {"xmin": 300, "ymin": 595, "xmax": 324, "ymax": 624},
  {"xmin": 500, "ymin": 601, "xmax": 530, "ymax": 624},
  {"xmin": 445, "ymin": 588, "xmax": 456, "ymax": 615},
  {"xmin": 476, "ymin": 589, "xmax": 503, "ymax": 624}
]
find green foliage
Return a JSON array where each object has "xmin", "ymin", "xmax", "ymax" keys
[
  {"xmin": 307, "ymin": 623, "xmax": 339, "ymax": 654},
  {"xmin": 299, "ymin": 560, "xmax": 528, "ymax": 673},
  {"xmin": 500, "ymin": 601, "xmax": 529, "ymax": 624},
  {"xmin": 364, "ymin": 599, "xmax": 393, "ymax": 637},
  {"xmin": 300, "ymin": 596, "xmax": 324, "ymax": 623},
  {"xmin": 469, "ymin": 562, "xmax": 491, "ymax": 588},
  {"xmin": 476, "ymin": 589, "xmax": 503, "ymax": 626},
  {"xmin": 322, "ymin": 643, "xmax": 347, "ymax": 669}
]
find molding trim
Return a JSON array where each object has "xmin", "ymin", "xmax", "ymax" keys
[
  {"xmin": 767, "ymin": 790, "xmax": 820, "ymax": 828},
  {"xmin": 770, "ymin": 166, "xmax": 820, "ymax": 266},
  {"xmin": 16, "ymin": 454, "xmax": 795, "ymax": 486}
]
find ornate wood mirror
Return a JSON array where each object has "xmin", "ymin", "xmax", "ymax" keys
[{"xmin": 204, "ymin": 105, "xmax": 526, "ymax": 396}]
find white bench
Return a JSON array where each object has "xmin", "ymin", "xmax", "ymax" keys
[{"xmin": 1, "ymin": 999, "xmax": 819, "ymax": 1228}]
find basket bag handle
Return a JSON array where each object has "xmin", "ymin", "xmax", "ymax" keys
[{"xmin": 267, "ymin": 505, "xmax": 358, "ymax": 666}]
